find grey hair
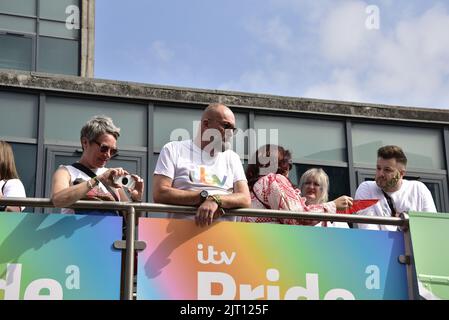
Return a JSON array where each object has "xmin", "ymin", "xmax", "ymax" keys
[
  {"xmin": 80, "ymin": 115, "xmax": 120, "ymax": 143},
  {"xmin": 299, "ymin": 168, "xmax": 329, "ymax": 204}
]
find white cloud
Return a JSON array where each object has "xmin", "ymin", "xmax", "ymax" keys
[{"xmin": 305, "ymin": 2, "xmax": 449, "ymax": 108}]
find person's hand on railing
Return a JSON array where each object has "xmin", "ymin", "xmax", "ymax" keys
[{"xmin": 196, "ymin": 198, "xmax": 223, "ymax": 227}]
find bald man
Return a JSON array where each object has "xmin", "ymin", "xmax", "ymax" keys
[{"xmin": 153, "ymin": 103, "xmax": 251, "ymax": 226}]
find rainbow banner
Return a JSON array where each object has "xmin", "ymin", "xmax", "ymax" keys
[
  {"xmin": 409, "ymin": 211, "xmax": 449, "ymax": 300},
  {"xmin": 137, "ymin": 218, "xmax": 408, "ymax": 300},
  {"xmin": 0, "ymin": 212, "xmax": 122, "ymax": 300}
]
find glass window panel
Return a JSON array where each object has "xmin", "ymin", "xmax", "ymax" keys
[
  {"xmin": 39, "ymin": 0, "xmax": 79, "ymax": 22},
  {"xmin": 0, "ymin": 0, "xmax": 36, "ymax": 16},
  {"xmin": 45, "ymin": 96, "xmax": 147, "ymax": 147},
  {"xmin": 0, "ymin": 91, "xmax": 37, "ymax": 138},
  {"xmin": 154, "ymin": 106, "xmax": 248, "ymax": 154},
  {"xmin": 153, "ymin": 107, "xmax": 201, "ymax": 150},
  {"xmin": 37, "ymin": 36, "xmax": 78, "ymax": 75},
  {"xmin": 10, "ymin": 143, "xmax": 36, "ymax": 212},
  {"xmin": 254, "ymin": 115, "xmax": 346, "ymax": 162},
  {"xmin": 0, "ymin": 14, "xmax": 36, "ymax": 33},
  {"xmin": 422, "ymin": 182, "xmax": 442, "ymax": 213},
  {"xmin": 39, "ymin": 20, "xmax": 79, "ymax": 39},
  {"xmin": 352, "ymin": 123, "xmax": 444, "ymax": 170},
  {"xmin": 0, "ymin": 34, "xmax": 32, "ymax": 71}
]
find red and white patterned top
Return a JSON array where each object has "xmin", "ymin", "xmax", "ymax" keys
[{"xmin": 241, "ymin": 173, "xmax": 336, "ymax": 225}]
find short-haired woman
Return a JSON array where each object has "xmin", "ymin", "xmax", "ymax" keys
[{"xmin": 51, "ymin": 115, "xmax": 144, "ymax": 215}]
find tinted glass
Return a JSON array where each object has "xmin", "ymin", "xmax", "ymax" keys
[
  {"xmin": 38, "ymin": 37, "xmax": 79, "ymax": 75},
  {"xmin": 0, "ymin": 34, "xmax": 32, "ymax": 71},
  {"xmin": 352, "ymin": 123, "xmax": 444, "ymax": 170},
  {"xmin": 255, "ymin": 115, "xmax": 346, "ymax": 163},
  {"xmin": 45, "ymin": 96, "xmax": 147, "ymax": 147},
  {"xmin": 0, "ymin": 0, "xmax": 36, "ymax": 16},
  {"xmin": 39, "ymin": 0, "xmax": 80, "ymax": 21},
  {"xmin": 0, "ymin": 91, "xmax": 38, "ymax": 139}
]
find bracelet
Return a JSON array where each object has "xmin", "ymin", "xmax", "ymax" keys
[
  {"xmin": 93, "ymin": 176, "xmax": 100, "ymax": 186},
  {"xmin": 86, "ymin": 179, "xmax": 94, "ymax": 190},
  {"xmin": 207, "ymin": 194, "xmax": 222, "ymax": 207},
  {"xmin": 87, "ymin": 177, "xmax": 100, "ymax": 190}
]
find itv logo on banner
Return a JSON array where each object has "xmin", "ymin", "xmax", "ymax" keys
[
  {"xmin": 0, "ymin": 212, "xmax": 122, "ymax": 300},
  {"xmin": 137, "ymin": 218, "xmax": 408, "ymax": 300}
]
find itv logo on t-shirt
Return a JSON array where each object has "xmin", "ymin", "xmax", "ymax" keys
[{"xmin": 189, "ymin": 166, "xmax": 227, "ymax": 187}]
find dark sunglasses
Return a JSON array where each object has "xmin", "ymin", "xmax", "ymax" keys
[
  {"xmin": 209, "ymin": 119, "xmax": 237, "ymax": 134},
  {"xmin": 222, "ymin": 122, "xmax": 238, "ymax": 134},
  {"xmin": 93, "ymin": 140, "xmax": 118, "ymax": 156}
]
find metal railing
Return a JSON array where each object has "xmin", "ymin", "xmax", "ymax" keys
[{"xmin": 0, "ymin": 197, "xmax": 415, "ymax": 300}]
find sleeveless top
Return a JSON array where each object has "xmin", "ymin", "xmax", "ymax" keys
[{"xmin": 60, "ymin": 165, "xmax": 120, "ymax": 216}]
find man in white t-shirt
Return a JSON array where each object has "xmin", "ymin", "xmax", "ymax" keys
[
  {"xmin": 355, "ymin": 145, "xmax": 437, "ymax": 231},
  {"xmin": 153, "ymin": 103, "xmax": 251, "ymax": 226}
]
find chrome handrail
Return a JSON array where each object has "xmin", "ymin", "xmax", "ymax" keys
[{"xmin": 0, "ymin": 197, "xmax": 406, "ymax": 226}]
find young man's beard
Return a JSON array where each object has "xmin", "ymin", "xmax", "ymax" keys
[{"xmin": 377, "ymin": 171, "xmax": 401, "ymax": 190}]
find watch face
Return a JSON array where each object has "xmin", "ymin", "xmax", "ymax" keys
[{"xmin": 200, "ymin": 190, "xmax": 208, "ymax": 200}]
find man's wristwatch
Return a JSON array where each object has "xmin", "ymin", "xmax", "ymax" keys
[{"xmin": 199, "ymin": 190, "xmax": 209, "ymax": 204}]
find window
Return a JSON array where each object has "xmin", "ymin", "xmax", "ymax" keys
[
  {"xmin": 0, "ymin": 34, "xmax": 33, "ymax": 71},
  {"xmin": 39, "ymin": 0, "xmax": 79, "ymax": 21},
  {"xmin": 352, "ymin": 123, "xmax": 444, "ymax": 170},
  {"xmin": 38, "ymin": 37, "xmax": 79, "ymax": 75},
  {"xmin": 0, "ymin": 91, "xmax": 38, "ymax": 139},
  {"xmin": 0, "ymin": 0, "xmax": 81, "ymax": 75},
  {"xmin": 254, "ymin": 115, "xmax": 346, "ymax": 163},
  {"xmin": 0, "ymin": 15, "xmax": 35, "ymax": 33},
  {"xmin": 0, "ymin": 0, "xmax": 36, "ymax": 16},
  {"xmin": 44, "ymin": 96, "xmax": 147, "ymax": 148}
]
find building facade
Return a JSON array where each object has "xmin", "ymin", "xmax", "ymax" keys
[
  {"xmin": 1, "ymin": 70, "xmax": 448, "ymax": 214},
  {"xmin": 0, "ymin": 0, "xmax": 95, "ymax": 77}
]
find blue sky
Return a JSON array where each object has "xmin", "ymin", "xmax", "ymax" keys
[{"xmin": 95, "ymin": 0, "xmax": 449, "ymax": 109}]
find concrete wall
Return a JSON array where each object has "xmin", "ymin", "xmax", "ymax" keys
[{"xmin": 1, "ymin": 69, "xmax": 449, "ymax": 125}]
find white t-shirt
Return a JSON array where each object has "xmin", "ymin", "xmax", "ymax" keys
[
  {"xmin": 0, "ymin": 178, "xmax": 26, "ymax": 211},
  {"xmin": 154, "ymin": 140, "xmax": 247, "ymax": 221},
  {"xmin": 354, "ymin": 180, "xmax": 437, "ymax": 231}
]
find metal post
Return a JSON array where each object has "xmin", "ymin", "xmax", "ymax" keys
[
  {"xmin": 123, "ymin": 206, "xmax": 136, "ymax": 300},
  {"xmin": 401, "ymin": 214, "xmax": 418, "ymax": 300}
]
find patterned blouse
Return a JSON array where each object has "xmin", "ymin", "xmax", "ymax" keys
[{"xmin": 241, "ymin": 173, "xmax": 336, "ymax": 225}]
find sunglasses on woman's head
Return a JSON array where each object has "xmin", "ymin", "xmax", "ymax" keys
[{"xmin": 93, "ymin": 140, "xmax": 118, "ymax": 156}]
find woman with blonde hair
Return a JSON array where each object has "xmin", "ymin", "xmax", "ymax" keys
[
  {"xmin": 299, "ymin": 168, "xmax": 349, "ymax": 228},
  {"xmin": 0, "ymin": 141, "xmax": 26, "ymax": 212}
]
